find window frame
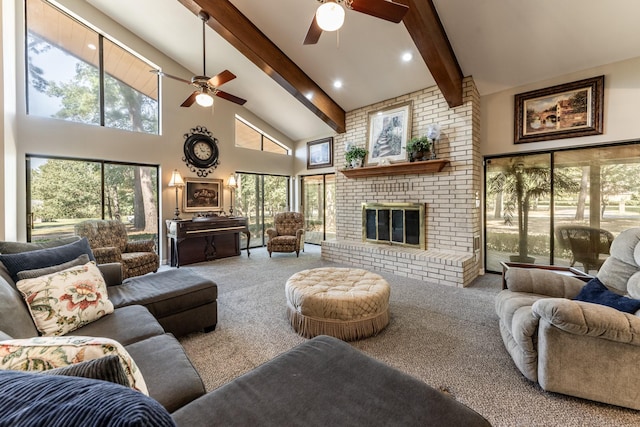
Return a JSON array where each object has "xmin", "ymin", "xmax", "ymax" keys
[
  {"xmin": 234, "ymin": 115, "xmax": 291, "ymax": 155},
  {"xmin": 24, "ymin": 0, "xmax": 160, "ymax": 134}
]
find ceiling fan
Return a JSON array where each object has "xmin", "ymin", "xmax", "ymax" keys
[
  {"xmin": 304, "ymin": 0, "xmax": 409, "ymax": 45},
  {"xmin": 151, "ymin": 11, "xmax": 247, "ymax": 108}
]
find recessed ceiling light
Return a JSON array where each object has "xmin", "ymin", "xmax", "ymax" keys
[
  {"xmin": 305, "ymin": 92, "xmax": 313, "ymax": 100},
  {"xmin": 333, "ymin": 80, "xmax": 343, "ymax": 89},
  {"xmin": 88, "ymin": 43, "xmax": 97, "ymax": 50},
  {"xmin": 401, "ymin": 52, "xmax": 413, "ymax": 62}
]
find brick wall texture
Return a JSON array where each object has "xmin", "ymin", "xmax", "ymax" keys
[{"xmin": 322, "ymin": 77, "xmax": 482, "ymax": 287}]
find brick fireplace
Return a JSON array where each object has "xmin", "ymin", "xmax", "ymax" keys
[{"xmin": 321, "ymin": 78, "xmax": 482, "ymax": 287}]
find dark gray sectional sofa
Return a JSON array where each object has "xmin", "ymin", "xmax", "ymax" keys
[{"xmin": 0, "ymin": 238, "xmax": 490, "ymax": 426}]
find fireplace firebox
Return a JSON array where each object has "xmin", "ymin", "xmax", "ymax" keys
[{"xmin": 362, "ymin": 203, "xmax": 425, "ymax": 249}]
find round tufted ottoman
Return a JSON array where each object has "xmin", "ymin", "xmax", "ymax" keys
[{"xmin": 285, "ymin": 267, "xmax": 390, "ymax": 341}]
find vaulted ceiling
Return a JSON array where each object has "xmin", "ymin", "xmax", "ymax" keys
[{"xmin": 87, "ymin": 0, "xmax": 640, "ymax": 142}]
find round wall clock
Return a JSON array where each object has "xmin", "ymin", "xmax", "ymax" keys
[{"xmin": 182, "ymin": 126, "xmax": 219, "ymax": 177}]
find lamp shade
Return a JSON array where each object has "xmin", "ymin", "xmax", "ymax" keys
[
  {"xmin": 195, "ymin": 91, "xmax": 214, "ymax": 107},
  {"xmin": 168, "ymin": 169, "xmax": 184, "ymax": 187},
  {"xmin": 316, "ymin": 2, "xmax": 345, "ymax": 32},
  {"xmin": 227, "ymin": 174, "xmax": 237, "ymax": 187}
]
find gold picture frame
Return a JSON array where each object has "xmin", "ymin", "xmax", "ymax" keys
[
  {"xmin": 514, "ymin": 76, "xmax": 604, "ymax": 144},
  {"xmin": 183, "ymin": 178, "xmax": 223, "ymax": 212}
]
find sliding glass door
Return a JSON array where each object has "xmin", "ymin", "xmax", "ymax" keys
[
  {"xmin": 485, "ymin": 154, "xmax": 552, "ymax": 271},
  {"xmin": 301, "ymin": 174, "xmax": 336, "ymax": 244},
  {"xmin": 485, "ymin": 142, "xmax": 640, "ymax": 274},
  {"xmin": 235, "ymin": 172, "xmax": 290, "ymax": 248}
]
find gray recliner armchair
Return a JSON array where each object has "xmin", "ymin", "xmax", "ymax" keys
[{"xmin": 496, "ymin": 227, "xmax": 640, "ymax": 410}]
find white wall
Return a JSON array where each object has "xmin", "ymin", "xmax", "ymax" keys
[
  {"xmin": 482, "ymin": 56, "xmax": 640, "ymax": 156},
  {"xmin": 2, "ymin": 0, "xmax": 295, "ymax": 261}
]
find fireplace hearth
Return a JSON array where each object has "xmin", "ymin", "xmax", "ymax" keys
[{"xmin": 362, "ymin": 203, "xmax": 425, "ymax": 249}]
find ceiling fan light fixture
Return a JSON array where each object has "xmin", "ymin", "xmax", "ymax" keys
[
  {"xmin": 196, "ymin": 91, "xmax": 214, "ymax": 107},
  {"xmin": 316, "ymin": 2, "xmax": 345, "ymax": 32}
]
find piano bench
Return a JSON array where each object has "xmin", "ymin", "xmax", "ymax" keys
[{"xmin": 108, "ymin": 269, "xmax": 218, "ymax": 337}]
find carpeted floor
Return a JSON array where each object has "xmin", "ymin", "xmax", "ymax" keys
[{"xmin": 177, "ymin": 245, "xmax": 640, "ymax": 426}]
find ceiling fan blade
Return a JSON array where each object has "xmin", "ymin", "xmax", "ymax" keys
[
  {"xmin": 180, "ymin": 91, "xmax": 198, "ymax": 107},
  {"xmin": 214, "ymin": 90, "xmax": 247, "ymax": 106},
  {"xmin": 350, "ymin": 0, "xmax": 409, "ymax": 23},
  {"xmin": 207, "ymin": 70, "xmax": 236, "ymax": 88},
  {"xmin": 149, "ymin": 69, "xmax": 192, "ymax": 85},
  {"xmin": 303, "ymin": 15, "xmax": 323, "ymax": 45}
]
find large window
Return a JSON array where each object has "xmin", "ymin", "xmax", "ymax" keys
[
  {"xmin": 234, "ymin": 173, "xmax": 290, "ymax": 248},
  {"xmin": 235, "ymin": 115, "xmax": 290, "ymax": 155},
  {"xmin": 485, "ymin": 142, "xmax": 640, "ymax": 273},
  {"xmin": 301, "ymin": 174, "xmax": 336, "ymax": 244},
  {"xmin": 25, "ymin": 0, "xmax": 159, "ymax": 134},
  {"xmin": 26, "ymin": 156, "xmax": 159, "ymax": 249}
]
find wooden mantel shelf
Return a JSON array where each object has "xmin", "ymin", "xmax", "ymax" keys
[{"xmin": 340, "ymin": 159, "xmax": 449, "ymax": 178}]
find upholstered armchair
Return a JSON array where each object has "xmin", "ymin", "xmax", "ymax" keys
[
  {"xmin": 496, "ymin": 227, "xmax": 640, "ymax": 410},
  {"xmin": 266, "ymin": 212, "xmax": 304, "ymax": 257},
  {"xmin": 74, "ymin": 219, "xmax": 159, "ymax": 279}
]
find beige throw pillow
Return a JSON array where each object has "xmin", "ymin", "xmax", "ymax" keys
[{"xmin": 17, "ymin": 262, "xmax": 114, "ymax": 336}]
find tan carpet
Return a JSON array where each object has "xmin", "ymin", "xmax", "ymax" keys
[{"xmin": 177, "ymin": 245, "xmax": 640, "ymax": 427}]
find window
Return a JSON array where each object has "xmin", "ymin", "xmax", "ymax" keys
[
  {"xmin": 25, "ymin": 0, "xmax": 159, "ymax": 134},
  {"xmin": 485, "ymin": 142, "xmax": 640, "ymax": 274},
  {"xmin": 26, "ymin": 156, "xmax": 159, "ymax": 250},
  {"xmin": 235, "ymin": 115, "xmax": 290, "ymax": 155},
  {"xmin": 234, "ymin": 173, "xmax": 290, "ymax": 248},
  {"xmin": 301, "ymin": 174, "xmax": 336, "ymax": 244}
]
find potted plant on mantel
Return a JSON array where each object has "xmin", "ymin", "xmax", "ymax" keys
[
  {"xmin": 406, "ymin": 136, "xmax": 432, "ymax": 162},
  {"xmin": 345, "ymin": 145, "xmax": 368, "ymax": 168}
]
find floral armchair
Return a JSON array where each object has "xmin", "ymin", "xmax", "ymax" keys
[
  {"xmin": 74, "ymin": 220, "xmax": 158, "ymax": 279},
  {"xmin": 266, "ymin": 212, "xmax": 305, "ymax": 257}
]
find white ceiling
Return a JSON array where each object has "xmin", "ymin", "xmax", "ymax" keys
[{"xmin": 86, "ymin": 0, "xmax": 640, "ymax": 142}]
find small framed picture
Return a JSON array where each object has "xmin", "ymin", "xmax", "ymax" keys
[
  {"xmin": 367, "ymin": 101, "xmax": 412, "ymax": 165},
  {"xmin": 514, "ymin": 76, "xmax": 604, "ymax": 144},
  {"xmin": 183, "ymin": 178, "xmax": 223, "ymax": 212},
  {"xmin": 307, "ymin": 137, "xmax": 333, "ymax": 169}
]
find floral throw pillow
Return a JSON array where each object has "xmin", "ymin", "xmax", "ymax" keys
[
  {"xmin": 16, "ymin": 262, "xmax": 114, "ymax": 336},
  {"xmin": 0, "ymin": 336, "xmax": 147, "ymax": 394}
]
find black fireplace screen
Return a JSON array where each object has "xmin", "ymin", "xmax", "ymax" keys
[{"xmin": 362, "ymin": 203, "xmax": 425, "ymax": 249}]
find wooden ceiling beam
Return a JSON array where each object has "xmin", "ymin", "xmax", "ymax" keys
[
  {"xmin": 177, "ymin": 0, "xmax": 346, "ymax": 134},
  {"xmin": 396, "ymin": 0, "xmax": 464, "ymax": 107}
]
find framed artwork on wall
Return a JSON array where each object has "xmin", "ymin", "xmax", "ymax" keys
[
  {"xmin": 366, "ymin": 101, "xmax": 412, "ymax": 165},
  {"xmin": 307, "ymin": 137, "xmax": 333, "ymax": 169},
  {"xmin": 514, "ymin": 75, "xmax": 604, "ymax": 144},
  {"xmin": 183, "ymin": 178, "xmax": 223, "ymax": 212}
]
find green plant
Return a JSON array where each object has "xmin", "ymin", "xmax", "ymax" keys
[
  {"xmin": 406, "ymin": 136, "xmax": 432, "ymax": 153},
  {"xmin": 345, "ymin": 146, "xmax": 368, "ymax": 164}
]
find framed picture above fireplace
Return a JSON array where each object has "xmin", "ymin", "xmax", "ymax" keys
[{"xmin": 366, "ymin": 101, "xmax": 412, "ymax": 165}]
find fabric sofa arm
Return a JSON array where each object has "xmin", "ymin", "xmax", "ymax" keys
[
  {"xmin": 532, "ymin": 298, "xmax": 640, "ymax": 346},
  {"xmin": 97, "ymin": 263, "xmax": 123, "ymax": 286},
  {"xmin": 296, "ymin": 229, "xmax": 304, "ymax": 240},
  {"xmin": 505, "ymin": 268, "xmax": 586, "ymax": 298},
  {"xmin": 125, "ymin": 240, "xmax": 155, "ymax": 253},
  {"xmin": 92, "ymin": 247, "xmax": 121, "ymax": 264},
  {"xmin": 266, "ymin": 228, "xmax": 277, "ymax": 239}
]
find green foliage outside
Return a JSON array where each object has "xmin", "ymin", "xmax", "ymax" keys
[
  {"xmin": 235, "ymin": 174, "xmax": 289, "ymax": 246},
  {"xmin": 28, "ymin": 32, "xmax": 158, "ymax": 134}
]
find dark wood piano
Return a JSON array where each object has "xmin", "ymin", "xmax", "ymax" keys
[{"xmin": 166, "ymin": 217, "xmax": 250, "ymax": 267}]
